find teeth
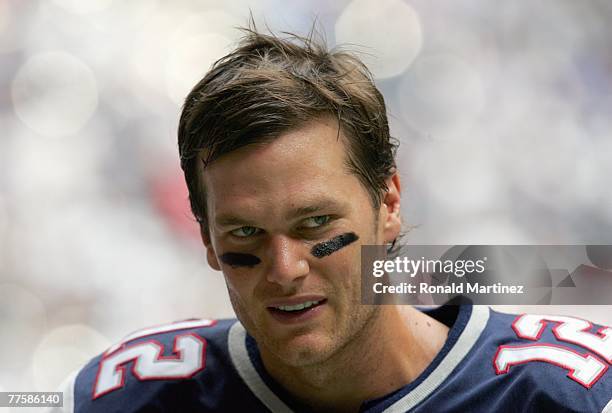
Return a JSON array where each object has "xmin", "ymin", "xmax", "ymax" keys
[{"xmin": 276, "ymin": 300, "xmax": 321, "ymax": 312}]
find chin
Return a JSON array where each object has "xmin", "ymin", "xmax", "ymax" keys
[
  {"xmin": 272, "ymin": 344, "xmax": 332, "ymax": 368},
  {"xmin": 262, "ymin": 330, "xmax": 336, "ymax": 367}
]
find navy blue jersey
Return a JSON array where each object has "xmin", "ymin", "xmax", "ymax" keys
[{"xmin": 55, "ymin": 306, "xmax": 612, "ymax": 412}]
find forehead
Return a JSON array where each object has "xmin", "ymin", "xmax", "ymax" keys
[{"xmin": 201, "ymin": 118, "xmax": 365, "ymax": 222}]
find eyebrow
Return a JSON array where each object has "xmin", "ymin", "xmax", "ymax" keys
[
  {"xmin": 215, "ymin": 215, "xmax": 255, "ymax": 228},
  {"xmin": 214, "ymin": 199, "xmax": 343, "ymax": 228},
  {"xmin": 285, "ymin": 199, "xmax": 340, "ymax": 221}
]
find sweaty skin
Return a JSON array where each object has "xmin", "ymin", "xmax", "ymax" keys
[
  {"xmin": 219, "ymin": 252, "xmax": 262, "ymax": 268},
  {"xmin": 311, "ymin": 232, "xmax": 359, "ymax": 258}
]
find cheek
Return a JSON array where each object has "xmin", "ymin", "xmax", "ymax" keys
[
  {"xmin": 317, "ymin": 248, "xmax": 361, "ymax": 291},
  {"xmin": 224, "ymin": 276, "xmax": 260, "ymax": 326},
  {"xmin": 223, "ymin": 272, "xmax": 257, "ymax": 307}
]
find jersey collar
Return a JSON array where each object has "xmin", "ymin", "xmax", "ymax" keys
[{"xmin": 228, "ymin": 305, "xmax": 490, "ymax": 412}]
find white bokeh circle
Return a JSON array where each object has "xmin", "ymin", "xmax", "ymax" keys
[
  {"xmin": 335, "ymin": 0, "xmax": 423, "ymax": 79},
  {"xmin": 11, "ymin": 51, "xmax": 98, "ymax": 137},
  {"xmin": 399, "ymin": 53, "xmax": 485, "ymax": 138},
  {"xmin": 166, "ymin": 32, "xmax": 233, "ymax": 105},
  {"xmin": 31, "ymin": 324, "xmax": 110, "ymax": 391},
  {"xmin": 164, "ymin": 11, "xmax": 239, "ymax": 104}
]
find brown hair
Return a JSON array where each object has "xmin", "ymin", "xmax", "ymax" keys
[{"xmin": 178, "ymin": 27, "xmax": 398, "ymax": 231}]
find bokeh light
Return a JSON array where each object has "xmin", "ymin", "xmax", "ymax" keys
[
  {"xmin": 11, "ymin": 52, "xmax": 98, "ymax": 137},
  {"xmin": 335, "ymin": 0, "xmax": 423, "ymax": 79},
  {"xmin": 31, "ymin": 324, "xmax": 110, "ymax": 391},
  {"xmin": 399, "ymin": 53, "xmax": 485, "ymax": 139},
  {"xmin": 165, "ymin": 10, "xmax": 241, "ymax": 104},
  {"xmin": 166, "ymin": 32, "xmax": 233, "ymax": 104}
]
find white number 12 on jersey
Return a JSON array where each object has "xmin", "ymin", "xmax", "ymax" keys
[
  {"xmin": 494, "ymin": 314, "xmax": 611, "ymax": 388},
  {"xmin": 93, "ymin": 319, "xmax": 215, "ymax": 398}
]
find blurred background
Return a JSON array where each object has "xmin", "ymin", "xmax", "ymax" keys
[{"xmin": 1, "ymin": 0, "xmax": 611, "ymax": 404}]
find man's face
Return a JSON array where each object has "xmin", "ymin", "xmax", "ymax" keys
[{"xmin": 201, "ymin": 117, "xmax": 401, "ymax": 367}]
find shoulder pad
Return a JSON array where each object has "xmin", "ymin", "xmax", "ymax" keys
[{"xmin": 58, "ymin": 319, "xmax": 239, "ymax": 413}]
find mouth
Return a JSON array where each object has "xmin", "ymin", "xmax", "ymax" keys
[{"xmin": 267, "ymin": 299, "xmax": 327, "ymax": 324}]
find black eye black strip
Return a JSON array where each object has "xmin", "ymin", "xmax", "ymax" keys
[
  {"xmin": 219, "ymin": 252, "xmax": 261, "ymax": 268},
  {"xmin": 311, "ymin": 232, "xmax": 359, "ymax": 258}
]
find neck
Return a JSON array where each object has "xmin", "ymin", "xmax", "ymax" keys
[{"xmin": 262, "ymin": 306, "xmax": 449, "ymax": 412}]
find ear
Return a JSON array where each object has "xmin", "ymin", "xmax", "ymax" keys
[
  {"xmin": 200, "ymin": 225, "xmax": 221, "ymax": 271},
  {"xmin": 380, "ymin": 172, "xmax": 402, "ymax": 243}
]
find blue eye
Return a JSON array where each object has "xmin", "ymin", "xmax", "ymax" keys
[
  {"xmin": 231, "ymin": 226, "xmax": 260, "ymax": 237},
  {"xmin": 302, "ymin": 215, "xmax": 331, "ymax": 229}
]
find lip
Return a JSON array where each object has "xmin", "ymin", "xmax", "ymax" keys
[
  {"xmin": 266, "ymin": 295, "xmax": 327, "ymax": 308},
  {"xmin": 267, "ymin": 299, "xmax": 327, "ymax": 325}
]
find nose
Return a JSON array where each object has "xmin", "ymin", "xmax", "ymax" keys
[{"xmin": 265, "ymin": 235, "xmax": 309, "ymax": 286}]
